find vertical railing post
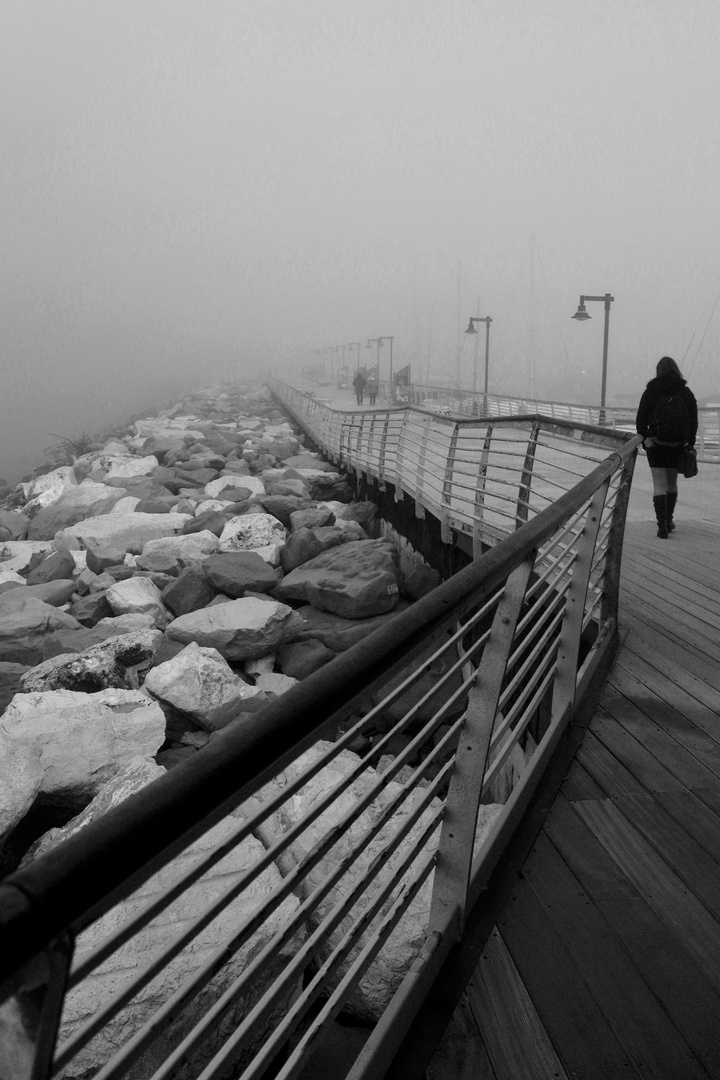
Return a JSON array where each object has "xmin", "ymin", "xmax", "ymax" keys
[
  {"xmin": 551, "ymin": 480, "xmax": 609, "ymax": 720},
  {"xmin": 429, "ymin": 557, "xmax": 535, "ymax": 940},
  {"xmin": 473, "ymin": 426, "xmax": 493, "ymax": 558},
  {"xmin": 516, "ymin": 421, "xmax": 540, "ymax": 529},
  {"xmin": 600, "ymin": 452, "xmax": 636, "ymax": 626},
  {"xmin": 440, "ymin": 421, "xmax": 460, "ymax": 543},
  {"xmin": 414, "ymin": 413, "xmax": 433, "ymax": 518}
]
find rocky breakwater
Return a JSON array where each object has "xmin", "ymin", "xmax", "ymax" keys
[{"xmin": 0, "ymin": 382, "xmax": 491, "ymax": 1078}]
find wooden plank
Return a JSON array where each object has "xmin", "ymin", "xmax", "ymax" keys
[
  {"xmin": 523, "ymin": 830, "xmax": 711, "ymax": 1080},
  {"xmin": 620, "ymin": 575, "xmax": 720, "ymax": 634},
  {"xmin": 612, "ymin": 651, "xmax": 720, "ymax": 759},
  {"xmin": 620, "ymin": 622, "xmax": 720, "ymax": 707},
  {"xmin": 601, "ymin": 678, "xmax": 720, "ymax": 787},
  {"xmin": 624, "ymin": 543, "xmax": 720, "ymax": 595},
  {"xmin": 463, "ymin": 928, "xmax": 569, "ymax": 1080},
  {"xmin": 576, "ymin": 797, "xmax": 720, "ymax": 992},
  {"xmin": 559, "ymin": 760, "xmax": 605, "ymax": 802},
  {"xmin": 496, "ymin": 883, "xmax": 640, "ymax": 1080},
  {"xmin": 613, "ymin": 793, "xmax": 720, "ymax": 922},
  {"xmin": 544, "ymin": 796, "xmax": 720, "ymax": 1080},
  {"xmin": 591, "ymin": 708, "xmax": 688, "ymax": 793},
  {"xmin": 574, "ymin": 729, "xmax": 647, "ymax": 797},
  {"xmin": 653, "ymin": 789, "xmax": 720, "ymax": 866},
  {"xmin": 425, "ymin": 996, "xmax": 496, "ymax": 1080},
  {"xmin": 620, "ymin": 608, "xmax": 720, "ymax": 681}
]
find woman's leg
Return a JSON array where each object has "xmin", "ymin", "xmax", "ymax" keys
[
  {"xmin": 666, "ymin": 468, "xmax": 679, "ymax": 530},
  {"xmin": 650, "ymin": 467, "xmax": 669, "ymax": 538}
]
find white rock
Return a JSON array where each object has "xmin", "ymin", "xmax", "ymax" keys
[
  {"xmin": 145, "ymin": 642, "xmax": 264, "ymax": 730},
  {"xmin": 0, "ymin": 570, "xmax": 26, "ymax": 586},
  {"xmin": 204, "ymin": 474, "xmax": 266, "ymax": 500},
  {"xmin": 109, "ymin": 496, "xmax": 141, "ymax": 513},
  {"xmin": 0, "ymin": 734, "xmax": 43, "ymax": 845},
  {"xmin": 0, "ymin": 540, "xmax": 55, "ymax": 574},
  {"xmin": 194, "ymin": 499, "xmax": 232, "ymax": 515},
  {"xmin": 98, "ymin": 613, "xmax": 159, "ymax": 633},
  {"xmin": 21, "ymin": 466, "xmax": 77, "ymax": 503},
  {"xmin": 263, "ymin": 423, "xmax": 295, "ymax": 438},
  {"xmin": 167, "ymin": 597, "xmax": 303, "ymax": 661},
  {"xmin": 140, "ymin": 530, "xmax": 220, "ymax": 561},
  {"xmin": 254, "ymin": 673, "xmax": 299, "ymax": 695},
  {"xmin": 106, "ymin": 578, "xmax": 169, "ymax": 628},
  {"xmin": 90, "ymin": 454, "xmax": 159, "ymax": 481},
  {"xmin": 55, "ymin": 512, "xmax": 191, "ymax": 554},
  {"xmin": 218, "ymin": 514, "xmax": 286, "ymax": 566},
  {"xmin": 100, "ymin": 439, "xmax": 131, "ymax": 456},
  {"xmin": 244, "ymin": 654, "xmax": 275, "ymax": 678},
  {"xmin": 0, "ymin": 689, "xmax": 165, "ymax": 804}
]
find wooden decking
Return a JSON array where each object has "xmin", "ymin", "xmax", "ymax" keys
[{"xmin": 423, "ymin": 518, "xmax": 720, "ymax": 1079}]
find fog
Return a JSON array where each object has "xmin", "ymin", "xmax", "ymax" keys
[{"xmin": 2, "ymin": 0, "xmax": 719, "ymax": 483}]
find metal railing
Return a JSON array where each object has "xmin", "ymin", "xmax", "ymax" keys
[{"xmin": 0, "ymin": 391, "xmax": 641, "ymax": 1080}]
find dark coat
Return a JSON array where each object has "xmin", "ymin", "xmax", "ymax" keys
[
  {"xmin": 636, "ymin": 374, "xmax": 698, "ymax": 468},
  {"xmin": 352, "ymin": 372, "xmax": 366, "ymax": 390}
]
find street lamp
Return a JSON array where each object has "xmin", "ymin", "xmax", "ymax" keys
[
  {"xmin": 367, "ymin": 336, "xmax": 394, "ymax": 401},
  {"xmin": 464, "ymin": 315, "xmax": 492, "ymax": 412},
  {"xmin": 571, "ymin": 293, "xmax": 614, "ymax": 423}
]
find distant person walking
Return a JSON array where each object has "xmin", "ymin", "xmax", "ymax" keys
[
  {"xmin": 636, "ymin": 355, "xmax": 697, "ymax": 538},
  {"xmin": 365, "ymin": 374, "xmax": 378, "ymax": 405},
  {"xmin": 352, "ymin": 370, "xmax": 366, "ymax": 405}
]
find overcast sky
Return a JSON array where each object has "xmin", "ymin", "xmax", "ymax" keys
[{"xmin": 2, "ymin": 0, "xmax": 719, "ymax": 481}]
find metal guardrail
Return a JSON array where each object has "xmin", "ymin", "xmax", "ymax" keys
[
  {"xmin": 0, "ymin": 391, "xmax": 641, "ymax": 1080},
  {"xmin": 394, "ymin": 383, "xmax": 719, "ymax": 463}
]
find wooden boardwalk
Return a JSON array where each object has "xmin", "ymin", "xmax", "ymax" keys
[{"xmin": 400, "ymin": 518, "xmax": 720, "ymax": 1080}]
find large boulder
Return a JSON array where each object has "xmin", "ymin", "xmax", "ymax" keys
[
  {"xmin": 0, "ymin": 689, "xmax": 165, "ymax": 809},
  {"xmin": 0, "ymin": 580, "xmax": 76, "ymax": 608},
  {"xmin": 27, "ymin": 482, "xmax": 130, "ymax": 540},
  {"xmin": 140, "ymin": 531, "xmax": 220, "ymax": 562},
  {"xmin": 106, "ymin": 579, "xmax": 170, "ymax": 629},
  {"xmin": 19, "ymin": 630, "xmax": 163, "ymax": 693},
  {"xmin": 0, "ymin": 511, "xmax": 30, "ymax": 541},
  {"xmin": 218, "ymin": 514, "xmax": 286, "ymax": 566},
  {"xmin": 89, "ymin": 454, "xmax": 160, "ymax": 481},
  {"xmin": 274, "ymin": 538, "xmax": 401, "ymax": 619},
  {"xmin": 0, "ymin": 597, "xmax": 82, "ymax": 665},
  {"xmin": 161, "ymin": 567, "xmax": 215, "ymax": 616},
  {"xmin": 24, "ymin": 548, "xmax": 77, "ymax": 585},
  {"xmin": 205, "ymin": 475, "xmax": 266, "ymax": 500},
  {"xmin": 0, "ymin": 734, "xmax": 43, "ymax": 849},
  {"xmin": 202, "ymin": 552, "xmax": 278, "ymax": 597},
  {"xmin": 144, "ymin": 642, "xmax": 264, "ymax": 731},
  {"xmin": 23, "ymin": 758, "xmax": 301, "ymax": 1080},
  {"xmin": 21, "ymin": 466, "xmax": 78, "ymax": 515},
  {"xmin": 54, "ymin": 513, "xmax": 191, "ymax": 555},
  {"xmin": 167, "ymin": 597, "xmax": 303, "ymax": 661}
]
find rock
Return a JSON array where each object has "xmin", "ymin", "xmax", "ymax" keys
[
  {"xmin": 281, "ymin": 454, "xmax": 336, "ymax": 472},
  {"xmin": 21, "ymin": 466, "xmax": 78, "ymax": 515},
  {"xmin": 84, "ymin": 545, "xmax": 128, "ymax": 574},
  {"xmin": 218, "ymin": 514, "xmax": 286, "ymax": 565},
  {"xmin": 205, "ymin": 474, "xmax": 266, "ymax": 500},
  {"xmin": 202, "ymin": 552, "xmax": 278, "ymax": 597},
  {"xmin": 327, "ymin": 501, "xmax": 378, "ymax": 530},
  {"xmin": 54, "ymin": 512, "xmax": 191, "ymax": 555},
  {"xmin": 134, "ymin": 552, "xmax": 182, "ymax": 576},
  {"xmin": 0, "ymin": 734, "xmax": 43, "ymax": 848},
  {"xmin": 69, "ymin": 591, "xmax": 114, "ymax": 627},
  {"xmin": 0, "ymin": 570, "xmax": 26, "ymax": 588},
  {"xmin": 105, "ymin": 579, "xmax": 170, "ymax": 629},
  {"xmin": 27, "ymin": 482, "xmax": 130, "ymax": 540},
  {"xmin": 0, "ymin": 689, "xmax": 165, "ymax": 809},
  {"xmin": 402, "ymin": 564, "xmax": 442, "ymax": 600},
  {"xmin": 254, "ymin": 672, "xmax": 298, "ymax": 696},
  {"xmin": 0, "ymin": 662, "xmax": 30, "ymax": 713},
  {"xmin": 41, "ymin": 625, "xmax": 120, "ymax": 659},
  {"xmin": 0, "ymin": 580, "xmax": 76, "ymax": 608},
  {"xmin": 0, "ymin": 540, "xmax": 55, "ymax": 573},
  {"xmin": 280, "ymin": 525, "xmax": 355, "ymax": 573},
  {"xmin": 167, "ymin": 597, "xmax": 303, "ymax": 661},
  {"xmin": 0, "ymin": 597, "xmax": 82, "ymax": 665},
  {"xmin": 24, "ymin": 548, "xmax": 77, "ymax": 585},
  {"xmin": 162, "ymin": 567, "xmax": 216, "ymax": 616},
  {"xmin": 0, "ymin": 511, "xmax": 30, "ymax": 541},
  {"xmin": 19, "ymin": 630, "xmax": 162, "ymax": 693},
  {"xmin": 289, "ymin": 507, "xmax": 335, "ymax": 532},
  {"xmin": 145, "ymin": 642, "xmax": 264, "ymax": 731},
  {"xmin": 293, "ymin": 604, "xmax": 407, "ymax": 652},
  {"xmin": 27, "ymin": 758, "xmax": 300, "ymax": 1080},
  {"xmin": 92, "ymin": 454, "xmax": 160, "ymax": 481},
  {"xmin": 275, "ymin": 639, "xmax": 335, "ymax": 680},
  {"xmin": 134, "ymin": 497, "xmax": 176, "ymax": 514},
  {"xmin": 274, "ymin": 538, "xmax": 401, "ymax": 619},
  {"xmin": 109, "ymin": 495, "xmax": 141, "ymax": 513},
  {"xmin": 181, "ymin": 510, "xmax": 230, "ymax": 537},
  {"xmin": 140, "ymin": 531, "xmax": 220, "ymax": 562},
  {"xmin": 244, "ymin": 654, "xmax": 275, "ymax": 679},
  {"xmin": 263, "ymin": 478, "xmax": 310, "ymax": 499}
]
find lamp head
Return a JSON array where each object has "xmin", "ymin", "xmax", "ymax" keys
[
  {"xmin": 572, "ymin": 301, "xmax": 591, "ymax": 321},
  {"xmin": 464, "ymin": 319, "xmax": 478, "ymax": 335}
]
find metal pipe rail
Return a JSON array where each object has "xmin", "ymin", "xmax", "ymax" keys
[
  {"xmin": 344, "ymin": 380, "xmax": 718, "ymax": 463},
  {"xmin": 0, "ymin": 412, "xmax": 641, "ymax": 1080}
]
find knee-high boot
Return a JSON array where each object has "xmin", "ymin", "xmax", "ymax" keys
[
  {"xmin": 666, "ymin": 491, "xmax": 677, "ymax": 532},
  {"xmin": 653, "ymin": 495, "xmax": 669, "ymax": 539}
]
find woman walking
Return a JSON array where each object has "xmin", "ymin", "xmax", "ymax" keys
[{"xmin": 636, "ymin": 356, "xmax": 698, "ymax": 538}]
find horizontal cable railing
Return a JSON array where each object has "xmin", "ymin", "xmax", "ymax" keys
[{"xmin": 0, "ymin": 390, "xmax": 641, "ymax": 1080}]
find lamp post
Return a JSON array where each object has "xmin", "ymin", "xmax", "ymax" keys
[
  {"xmin": 367, "ymin": 336, "xmax": 394, "ymax": 402},
  {"xmin": 348, "ymin": 342, "xmax": 362, "ymax": 381},
  {"xmin": 464, "ymin": 315, "xmax": 492, "ymax": 414},
  {"xmin": 571, "ymin": 293, "xmax": 614, "ymax": 424}
]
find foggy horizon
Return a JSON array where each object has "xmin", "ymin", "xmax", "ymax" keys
[{"xmin": 2, "ymin": 0, "xmax": 719, "ymax": 484}]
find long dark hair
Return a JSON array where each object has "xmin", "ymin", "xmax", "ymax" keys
[{"xmin": 656, "ymin": 355, "xmax": 683, "ymax": 379}]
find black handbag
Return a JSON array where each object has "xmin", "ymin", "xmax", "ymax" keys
[{"xmin": 682, "ymin": 447, "xmax": 698, "ymax": 479}]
